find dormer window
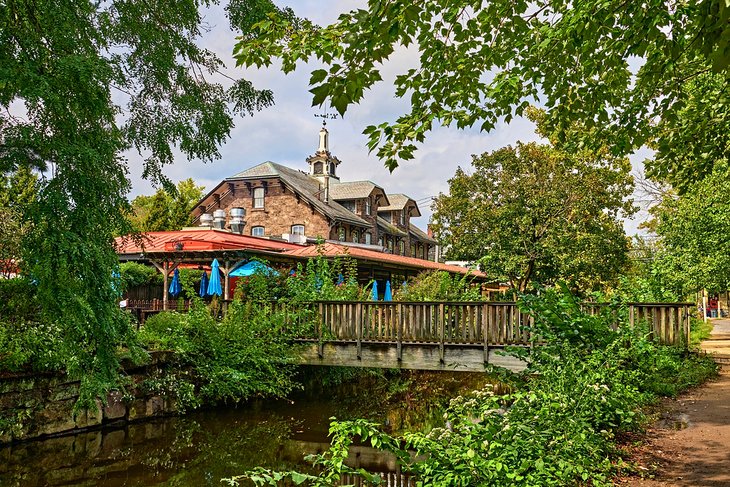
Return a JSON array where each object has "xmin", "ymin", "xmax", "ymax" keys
[
  {"xmin": 364, "ymin": 198, "xmax": 371, "ymax": 215},
  {"xmin": 400, "ymin": 211, "xmax": 406, "ymax": 225},
  {"xmin": 391, "ymin": 212, "xmax": 397, "ymax": 224},
  {"xmin": 342, "ymin": 201, "xmax": 355, "ymax": 212},
  {"xmin": 253, "ymin": 187, "xmax": 265, "ymax": 208}
]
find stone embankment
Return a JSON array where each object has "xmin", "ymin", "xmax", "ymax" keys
[{"xmin": 0, "ymin": 352, "xmax": 178, "ymax": 445}]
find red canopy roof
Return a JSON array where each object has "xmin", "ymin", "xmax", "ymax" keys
[
  {"xmin": 115, "ymin": 229, "xmax": 303, "ymax": 254},
  {"xmin": 284, "ymin": 242, "xmax": 485, "ymax": 277}
]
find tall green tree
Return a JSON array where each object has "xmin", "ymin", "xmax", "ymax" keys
[
  {"xmin": 235, "ymin": 0, "xmax": 729, "ymax": 171},
  {"xmin": 431, "ymin": 142, "xmax": 634, "ymax": 292},
  {"xmin": 0, "ymin": 1, "xmax": 286, "ymax": 404},
  {"xmin": 653, "ymin": 162, "xmax": 730, "ymax": 295},
  {"xmin": 128, "ymin": 178, "xmax": 205, "ymax": 232}
]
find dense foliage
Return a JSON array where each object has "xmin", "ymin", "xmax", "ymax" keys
[
  {"xmin": 398, "ymin": 270, "xmax": 481, "ymax": 302},
  {"xmin": 229, "ymin": 288, "xmax": 716, "ymax": 486},
  {"xmin": 0, "ymin": 0, "xmax": 285, "ymax": 404},
  {"xmin": 235, "ymin": 0, "xmax": 728, "ymax": 171},
  {"xmin": 431, "ymin": 137, "xmax": 634, "ymax": 292},
  {"xmin": 127, "ymin": 178, "xmax": 205, "ymax": 233}
]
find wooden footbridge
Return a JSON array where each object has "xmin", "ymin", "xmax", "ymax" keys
[{"xmin": 286, "ymin": 301, "xmax": 693, "ymax": 372}]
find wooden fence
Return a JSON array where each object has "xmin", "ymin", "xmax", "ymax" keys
[{"xmin": 283, "ymin": 301, "xmax": 693, "ymax": 349}]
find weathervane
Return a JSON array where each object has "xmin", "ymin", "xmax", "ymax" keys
[{"xmin": 314, "ymin": 111, "xmax": 339, "ymax": 126}]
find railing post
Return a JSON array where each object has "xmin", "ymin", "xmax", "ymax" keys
[
  {"xmin": 356, "ymin": 303, "xmax": 362, "ymax": 359},
  {"xmin": 482, "ymin": 303, "xmax": 489, "ymax": 364},
  {"xmin": 317, "ymin": 302, "xmax": 324, "ymax": 358},
  {"xmin": 438, "ymin": 303, "xmax": 445, "ymax": 363},
  {"xmin": 397, "ymin": 303, "xmax": 403, "ymax": 362}
]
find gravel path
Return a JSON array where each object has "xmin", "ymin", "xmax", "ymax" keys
[{"xmin": 620, "ymin": 320, "xmax": 730, "ymax": 486}]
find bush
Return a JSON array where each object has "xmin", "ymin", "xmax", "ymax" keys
[
  {"xmin": 0, "ymin": 278, "xmax": 39, "ymax": 322},
  {"xmin": 0, "ymin": 320, "xmax": 66, "ymax": 372},
  {"xmin": 399, "ymin": 270, "xmax": 481, "ymax": 301}
]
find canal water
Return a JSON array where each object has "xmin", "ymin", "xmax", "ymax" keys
[{"xmin": 0, "ymin": 370, "xmax": 483, "ymax": 486}]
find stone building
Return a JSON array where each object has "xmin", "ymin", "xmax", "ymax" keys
[{"xmin": 193, "ymin": 125, "xmax": 438, "ymax": 260}]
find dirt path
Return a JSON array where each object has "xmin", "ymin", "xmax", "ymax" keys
[{"xmin": 620, "ymin": 319, "xmax": 730, "ymax": 486}]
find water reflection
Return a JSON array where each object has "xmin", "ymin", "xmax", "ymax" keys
[{"xmin": 0, "ymin": 399, "xmax": 413, "ymax": 486}]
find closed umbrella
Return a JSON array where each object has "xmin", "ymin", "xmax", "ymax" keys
[
  {"xmin": 168, "ymin": 268, "xmax": 182, "ymax": 297},
  {"xmin": 371, "ymin": 280, "xmax": 379, "ymax": 301},
  {"xmin": 207, "ymin": 259, "xmax": 223, "ymax": 296},
  {"xmin": 384, "ymin": 280, "xmax": 392, "ymax": 301},
  {"xmin": 199, "ymin": 271, "xmax": 209, "ymax": 297},
  {"xmin": 336, "ymin": 273, "xmax": 344, "ymax": 286}
]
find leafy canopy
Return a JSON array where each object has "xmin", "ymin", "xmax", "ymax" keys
[
  {"xmin": 128, "ymin": 178, "xmax": 205, "ymax": 232},
  {"xmin": 654, "ymin": 162, "xmax": 730, "ymax": 295},
  {"xmin": 234, "ymin": 0, "xmax": 729, "ymax": 172},
  {"xmin": 0, "ymin": 0, "xmax": 283, "ymax": 405},
  {"xmin": 431, "ymin": 135, "xmax": 634, "ymax": 292}
]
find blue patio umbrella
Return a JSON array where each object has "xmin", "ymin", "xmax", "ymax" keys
[
  {"xmin": 336, "ymin": 273, "xmax": 344, "ymax": 285},
  {"xmin": 207, "ymin": 259, "xmax": 223, "ymax": 296},
  {"xmin": 199, "ymin": 270, "xmax": 209, "ymax": 297},
  {"xmin": 384, "ymin": 280, "xmax": 392, "ymax": 301},
  {"xmin": 168, "ymin": 268, "xmax": 182, "ymax": 297},
  {"xmin": 371, "ymin": 280, "xmax": 379, "ymax": 301},
  {"xmin": 229, "ymin": 260, "xmax": 278, "ymax": 277}
]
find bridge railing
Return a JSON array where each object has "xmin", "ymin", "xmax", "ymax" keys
[{"xmin": 278, "ymin": 301, "xmax": 693, "ymax": 348}]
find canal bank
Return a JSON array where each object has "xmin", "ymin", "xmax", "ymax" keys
[{"xmin": 0, "ymin": 368, "xmax": 496, "ymax": 486}]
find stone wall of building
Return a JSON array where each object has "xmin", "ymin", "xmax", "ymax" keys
[
  {"xmin": 0, "ymin": 353, "xmax": 179, "ymax": 445},
  {"xmin": 219, "ymin": 180, "xmax": 332, "ymax": 239}
]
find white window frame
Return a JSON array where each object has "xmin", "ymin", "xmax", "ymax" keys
[
  {"xmin": 253, "ymin": 187, "xmax": 265, "ymax": 209},
  {"xmin": 365, "ymin": 198, "xmax": 371, "ymax": 215},
  {"xmin": 400, "ymin": 211, "xmax": 406, "ymax": 225},
  {"xmin": 251, "ymin": 226, "xmax": 265, "ymax": 237},
  {"xmin": 291, "ymin": 224, "xmax": 305, "ymax": 235},
  {"xmin": 365, "ymin": 232, "xmax": 372, "ymax": 245}
]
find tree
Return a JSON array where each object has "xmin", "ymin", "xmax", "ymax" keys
[
  {"xmin": 0, "ymin": 1, "xmax": 286, "ymax": 405},
  {"xmin": 128, "ymin": 178, "xmax": 205, "ymax": 232},
  {"xmin": 0, "ymin": 166, "xmax": 37, "ymax": 278},
  {"xmin": 431, "ymin": 142, "xmax": 634, "ymax": 292},
  {"xmin": 653, "ymin": 162, "xmax": 730, "ymax": 295},
  {"xmin": 235, "ymin": 0, "xmax": 729, "ymax": 171}
]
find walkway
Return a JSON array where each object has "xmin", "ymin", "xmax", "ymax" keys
[
  {"xmin": 700, "ymin": 318, "xmax": 730, "ymax": 364},
  {"xmin": 621, "ymin": 319, "xmax": 730, "ymax": 486}
]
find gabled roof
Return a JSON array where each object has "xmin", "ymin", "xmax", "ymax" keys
[
  {"xmin": 409, "ymin": 224, "xmax": 438, "ymax": 244},
  {"xmin": 224, "ymin": 162, "xmax": 370, "ymax": 227},
  {"xmin": 284, "ymin": 242, "xmax": 485, "ymax": 278},
  {"xmin": 376, "ymin": 216, "xmax": 408, "ymax": 237},
  {"xmin": 377, "ymin": 193, "xmax": 422, "ymax": 217},
  {"xmin": 328, "ymin": 180, "xmax": 388, "ymax": 203},
  {"xmin": 115, "ymin": 229, "xmax": 303, "ymax": 255}
]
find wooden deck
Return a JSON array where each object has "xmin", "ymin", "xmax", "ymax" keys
[{"xmin": 289, "ymin": 301, "xmax": 693, "ymax": 372}]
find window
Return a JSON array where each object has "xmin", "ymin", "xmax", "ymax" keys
[
  {"xmin": 352, "ymin": 230, "xmax": 359, "ymax": 243},
  {"xmin": 412, "ymin": 245, "xmax": 417, "ymax": 257},
  {"xmin": 251, "ymin": 226, "xmax": 265, "ymax": 237},
  {"xmin": 365, "ymin": 232, "xmax": 372, "ymax": 245},
  {"xmin": 291, "ymin": 224, "xmax": 305, "ymax": 235},
  {"xmin": 342, "ymin": 201, "xmax": 355, "ymax": 212},
  {"xmin": 387, "ymin": 239, "xmax": 394, "ymax": 252},
  {"xmin": 399, "ymin": 240, "xmax": 405, "ymax": 255},
  {"xmin": 338, "ymin": 227, "xmax": 346, "ymax": 241},
  {"xmin": 364, "ymin": 198, "xmax": 371, "ymax": 215},
  {"xmin": 400, "ymin": 211, "xmax": 406, "ymax": 225},
  {"xmin": 378, "ymin": 237, "xmax": 383, "ymax": 247},
  {"xmin": 253, "ymin": 187, "xmax": 265, "ymax": 208},
  {"xmin": 313, "ymin": 161, "xmax": 323, "ymax": 174}
]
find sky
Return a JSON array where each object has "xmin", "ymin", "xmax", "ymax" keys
[{"xmin": 125, "ymin": 1, "xmax": 650, "ymax": 235}]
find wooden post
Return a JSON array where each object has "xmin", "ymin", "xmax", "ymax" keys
[
  {"xmin": 482, "ymin": 303, "xmax": 489, "ymax": 364},
  {"xmin": 318, "ymin": 302, "xmax": 324, "ymax": 358},
  {"xmin": 438, "ymin": 303, "xmax": 445, "ymax": 363},
  {"xmin": 397, "ymin": 303, "xmax": 403, "ymax": 361},
  {"xmin": 356, "ymin": 302, "xmax": 362, "ymax": 359}
]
